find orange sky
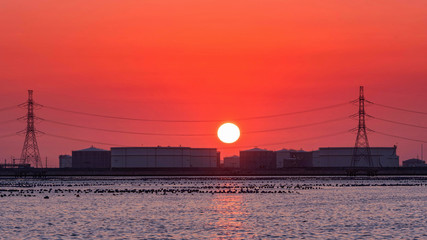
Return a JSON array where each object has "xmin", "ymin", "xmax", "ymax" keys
[{"xmin": 0, "ymin": 0, "xmax": 426, "ymax": 167}]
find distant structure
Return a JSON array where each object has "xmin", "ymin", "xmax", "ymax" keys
[
  {"xmin": 240, "ymin": 146, "xmax": 399, "ymax": 169},
  {"xmin": 276, "ymin": 149, "xmax": 312, "ymax": 168},
  {"xmin": 223, "ymin": 155, "xmax": 240, "ymax": 168},
  {"xmin": 276, "ymin": 149, "xmax": 291, "ymax": 168},
  {"xmin": 111, "ymin": 147, "xmax": 218, "ymax": 168},
  {"xmin": 313, "ymin": 147, "xmax": 399, "ymax": 167},
  {"xmin": 19, "ymin": 90, "xmax": 42, "ymax": 168},
  {"xmin": 72, "ymin": 146, "xmax": 111, "ymax": 168},
  {"xmin": 216, "ymin": 152, "xmax": 221, "ymax": 167},
  {"xmin": 0, "ymin": 162, "xmax": 30, "ymax": 169},
  {"xmin": 240, "ymin": 148, "xmax": 276, "ymax": 169},
  {"xmin": 351, "ymin": 86, "xmax": 373, "ymax": 167},
  {"xmin": 402, "ymin": 158, "xmax": 426, "ymax": 167},
  {"xmin": 59, "ymin": 155, "xmax": 72, "ymax": 168}
]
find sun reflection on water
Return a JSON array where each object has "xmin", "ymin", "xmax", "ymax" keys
[{"xmin": 210, "ymin": 194, "xmax": 249, "ymax": 238}]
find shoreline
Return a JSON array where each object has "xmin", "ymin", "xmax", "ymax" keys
[{"xmin": 1, "ymin": 167, "xmax": 427, "ymax": 177}]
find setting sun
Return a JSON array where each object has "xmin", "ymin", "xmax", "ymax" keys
[{"xmin": 217, "ymin": 123, "xmax": 240, "ymax": 144}]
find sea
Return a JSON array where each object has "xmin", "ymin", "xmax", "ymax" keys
[{"xmin": 0, "ymin": 176, "xmax": 426, "ymax": 239}]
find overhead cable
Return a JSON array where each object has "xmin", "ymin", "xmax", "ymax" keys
[
  {"xmin": 41, "ymin": 116, "xmax": 349, "ymax": 136},
  {"xmin": 372, "ymin": 117, "xmax": 427, "ymax": 129},
  {"xmin": 232, "ymin": 102, "xmax": 350, "ymax": 121},
  {"xmin": 40, "ymin": 102, "xmax": 351, "ymax": 123},
  {"xmin": 0, "ymin": 106, "xmax": 18, "ymax": 112},
  {"xmin": 45, "ymin": 130, "xmax": 349, "ymax": 149},
  {"xmin": 245, "ymin": 117, "xmax": 348, "ymax": 133},
  {"xmin": 0, "ymin": 119, "xmax": 17, "ymax": 124},
  {"xmin": 42, "ymin": 119, "xmax": 212, "ymax": 136},
  {"xmin": 0, "ymin": 133, "xmax": 18, "ymax": 139},
  {"xmin": 44, "ymin": 133, "xmax": 127, "ymax": 147},
  {"xmin": 373, "ymin": 131, "xmax": 427, "ymax": 143},
  {"xmin": 371, "ymin": 102, "xmax": 427, "ymax": 115},
  {"xmin": 218, "ymin": 130, "xmax": 350, "ymax": 149}
]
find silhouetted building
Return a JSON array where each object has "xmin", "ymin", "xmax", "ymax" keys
[
  {"xmin": 240, "ymin": 148, "xmax": 276, "ymax": 169},
  {"xmin": 72, "ymin": 146, "xmax": 111, "ymax": 168},
  {"xmin": 59, "ymin": 155, "xmax": 72, "ymax": 168},
  {"xmin": 217, "ymin": 152, "xmax": 221, "ymax": 168},
  {"xmin": 276, "ymin": 149, "xmax": 291, "ymax": 168},
  {"xmin": 276, "ymin": 149, "xmax": 313, "ymax": 168},
  {"xmin": 291, "ymin": 151, "xmax": 313, "ymax": 167},
  {"xmin": 223, "ymin": 155, "xmax": 240, "ymax": 168},
  {"xmin": 111, "ymin": 147, "xmax": 219, "ymax": 168},
  {"xmin": 313, "ymin": 147, "xmax": 399, "ymax": 167},
  {"xmin": 402, "ymin": 158, "xmax": 426, "ymax": 167}
]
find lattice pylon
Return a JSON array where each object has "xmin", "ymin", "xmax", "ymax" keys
[
  {"xmin": 351, "ymin": 86, "xmax": 373, "ymax": 168},
  {"xmin": 20, "ymin": 90, "xmax": 42, "ymax": 168}
]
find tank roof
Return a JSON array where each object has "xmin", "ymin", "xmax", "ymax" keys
[
  {"xmin": 76, "ymin": 146, "xmax": 108, "ymax": 152},
  {"xmin": 242, "ymin": 147, "xmax": 270, "ymax": 152},
  {"xmin": 276, "ymin": 148, "xmax": 306, "ymax": 152},
  {"xmin": 403, "ymin": 158, "xmax": 425, "ymax": 163}
]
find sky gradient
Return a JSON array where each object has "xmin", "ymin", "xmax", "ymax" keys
[{"xmin": 1, "ymin": 0, "xmax": 426, "ymax": 166}]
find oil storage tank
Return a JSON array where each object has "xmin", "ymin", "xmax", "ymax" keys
[
  {"xmin": 312, "ymin": 146, "xmax": 399, "ymax": 167},
  {"xmin": 240, "ymin": 148, "xmax": 276, "ymax": 169},
  {"xmin": 111, "ymin": 147, "xmax": 219, "ymax": 168},
  {"xmin": 72, "ymin": 146, "xmax": 111, "ymax": 168}
]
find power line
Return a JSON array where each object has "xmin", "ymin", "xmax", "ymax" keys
[
  {"xmin": 233, "ymin": 102, "xmax": 351, "ymax": 121},
  {"xmin": 40, "ymin": 116, "xmax": 349, "ymax": 136},
  {"xmin": 245, "ymin": 117, "xmax": 348, "ymax": 133},
  {"xmin": 372, "ymin": 117, "xmax": 427, "ymax": 129},
  {"xmin": 371, "ymin": 102, "xmax": 427, "ymax": 115},
  {"xmin": 0, "ymin": 106, "xmax": 18, "ymax": 112},
  {"xmin": 372, "ymin": 131, "xmax": 427, "ymax": 143},
  {"xmin": 44, "ymin": 133, "xmax": 127, "ymax": 147},
  {"xmin": 219, "ymin": 130, "xmax": 350, "ymax": 149},
  {"xmin": 42, "ymin": 119, "xmax": 212, "ymax": 136},
  {"xmin": 40, "ymin": 102, "xmax": 351, "ymax": 123},
  {"xmin": 0, "ymin": 133, "xmax": 18, "ymax": 139},
  {"xmin": 33, "ymin": 130, "xmax": 427, "ymax": 149},
  {"xmin": 0, "ymin": 119, "xmax": 17, "ymax": 124},
  {"xmin": 43, "ymin": 130, "xmax": 349, "ymax": 150}
]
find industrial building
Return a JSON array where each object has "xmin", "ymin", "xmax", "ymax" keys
[
  {"xmin": 111, "ymin": 147, "xmax": 219, "ymax": 168},
  {"xmin": 402, "ymin": 158, "xmax": 426, "ymax": 167},
  {"xmin": 59, "ymin": 155, "xmax": 72, "ymax": 168},
  {"xmin": 72, "ymin": 146, "xmax": 111, "ymax": 168},
  {"xmin": 276, "ymin": 149, "xmax": 313, "ymax": 168},
  {"xmin": 312, "ymin": 147, "xmax": 399, "ymax": 167},
  {"xmin": 223, "ymin": 155, "xmax": 240, "ymax": 168},
  {"xmin": 240, "ymin": 148, "xmax": 276, "ymax": 169}
]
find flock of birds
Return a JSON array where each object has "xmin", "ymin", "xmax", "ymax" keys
[{"xmin": 0, "ymin": 176, "xmax": 425, "ymax": 199}]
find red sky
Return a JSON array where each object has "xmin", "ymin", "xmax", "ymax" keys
[{"xmin": 0, "ymin": 0, "xmax": 426, "ymax": 167}]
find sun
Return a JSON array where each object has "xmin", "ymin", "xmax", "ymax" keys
[{"xmin": 217, "ymin": 123, "xmax": 240, "ymax": 143}]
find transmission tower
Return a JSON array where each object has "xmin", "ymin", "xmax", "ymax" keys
[
  {"xmin": 20, "ymin": 90, "xmax": 42, "ymax": 168},
  {"xmin": 351, "ymin": 86, "xmax": 373, "ymax": 168}
]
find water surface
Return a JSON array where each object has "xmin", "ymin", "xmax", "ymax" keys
[{"xmin": 0, "ymin": 176, "xmax": 426, "ymax": 239}]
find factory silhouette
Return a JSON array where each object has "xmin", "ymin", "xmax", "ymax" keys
[
  {"xmin": 59, "ymin": 145, "xmax": 400, "ymax": 170},
  {"xmin": 1, "ymin": 87, "xmax": 426, "ymax": 176}
]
